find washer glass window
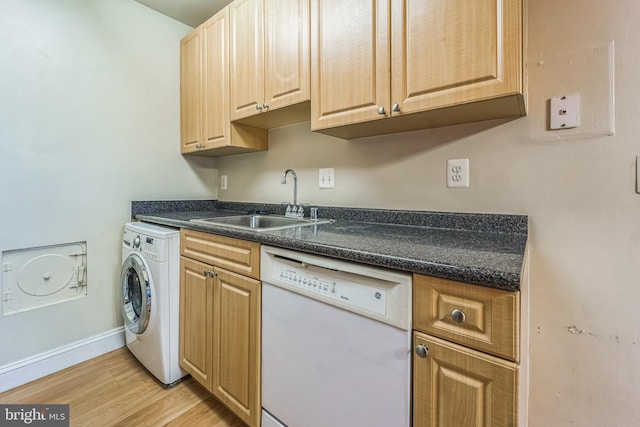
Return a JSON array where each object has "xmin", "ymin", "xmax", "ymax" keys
[{"xmin": 121, "ymin": 253, "xmax": 151, "ymax": 334}]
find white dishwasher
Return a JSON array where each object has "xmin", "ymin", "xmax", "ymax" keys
[{"xmin": 260, "ymin": 245, "xmax": 412, "ymax": 427}]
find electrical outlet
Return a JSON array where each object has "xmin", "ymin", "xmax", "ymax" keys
[
  {"xmin": 447, "ymin": 159, "xmax": 469, "ymax": 188},
  {"xmin": 319, "ymin": 168, "xmax": 335, "ymax": 189},
  {"xmin": 220, "ymin": 175, "xmax": 228, "ymax": 190}
]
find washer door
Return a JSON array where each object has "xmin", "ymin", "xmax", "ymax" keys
[{"xmin": 121, "ymin": 253, "xmax": 151, "ymax": 334}]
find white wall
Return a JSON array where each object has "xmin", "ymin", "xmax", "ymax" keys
[
  {"xmin": 217, "ymin": 1, "xmax": 640, "ymax": 425},
  {"xmin": 0, "ymin": 0, "xmax": 217, "ymax": 365}
]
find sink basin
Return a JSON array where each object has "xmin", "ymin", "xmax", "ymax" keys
[{"xmin": 190, "ymin": 215, "xmax": 330, "ymax": 231}]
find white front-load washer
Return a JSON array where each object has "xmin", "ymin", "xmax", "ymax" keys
[{"xmin": 121, "ymin": 222, "xmax": 186, "ymax": 386}]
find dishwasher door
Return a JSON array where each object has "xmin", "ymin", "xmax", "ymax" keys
[{"xmin": 260, "ymin": 246, "xmax": 411, "ymax": 427}]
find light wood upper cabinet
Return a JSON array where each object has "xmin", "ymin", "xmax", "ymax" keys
[
  {"xmin": 180, "ymin": 6, "xmax": 268, "ymax": 156},
  {"xmin": 229, "ymin": 0, "xmax": 264, "ymax": 121},
  {"xmin": 201, "ymin": 8, "xmax": 230, "ymax": 150},
  {"xmin": 230, "ymin": 0, "xmax": 310, "ymax": 128},
  {"xmin": 311, "ymin": 0, "xmax": 526, "ymax": 139},
  {"xmin": 311, "ymin": 0, "xmax": 390, "ymax": 132},
  {"xmin": 180, "ymin": 29, "xmax": 202, "ymax": 151}
]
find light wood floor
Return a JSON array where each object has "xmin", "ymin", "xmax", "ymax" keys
[{"xmin": 0, "ymin": 348, "xmax": 246, "ymax": 427}]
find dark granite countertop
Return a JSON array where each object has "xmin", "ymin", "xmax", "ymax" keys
[{"xmin": 133, "ymin": 201, "xmax": 528, "ymax": 291}]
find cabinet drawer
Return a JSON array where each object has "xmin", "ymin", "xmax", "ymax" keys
[
  {"xmin": 181, "ymin": 229, "xmax": 260, "ymax": 279},
  {"xmin": 413, "ymin": 274, "xmax": 519, "ymax": 362}
]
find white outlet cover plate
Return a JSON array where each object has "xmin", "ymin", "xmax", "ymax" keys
[{"xmin": 447, "ymin": 159, "xmax": 469, "ymax": 188}]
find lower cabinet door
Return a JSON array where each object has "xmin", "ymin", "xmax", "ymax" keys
[
  {"xmin": 212, "ymin": 267, "xmax": 261, "ymax": 427},
  {"xmin": 179, "ymin": 256, "xmax": 214, "ymax": 390},
  {"xmin": 413, "ymin": 332, "xmax": 519, "ymax": 427}
]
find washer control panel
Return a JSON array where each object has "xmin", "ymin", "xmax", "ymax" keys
[
  {"xmin": 141, "ymin": 237, "xmax": 159, "ymax": 260},
  {"xmin": 123, "ymin": 228, "xmax": 172, "ymax": 262}
]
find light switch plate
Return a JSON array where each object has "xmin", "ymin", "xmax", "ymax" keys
[
  {"xmin": 550, "ymin": 93, "xmax": 580, "ymax": 130},
  {"xmin": 319, "ymin": 168, "xmax": 335, "ymax": 189}
]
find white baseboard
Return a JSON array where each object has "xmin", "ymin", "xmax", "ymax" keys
[{"xmin": 0, "ymin": 326, "xmax": 126, "ymax": 393}]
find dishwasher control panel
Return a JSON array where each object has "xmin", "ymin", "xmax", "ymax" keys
[
  {"xmin": 261, "ymin": 245, "xmax": 412, "ymax": 330},
  {"xmin": 274, "ymin": 262, "xmax": 387, "ymax": 316}
]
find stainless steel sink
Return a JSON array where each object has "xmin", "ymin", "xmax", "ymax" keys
[{"xmin": 190, "ymin": 215, "xmax": 330, "ymax": 231}]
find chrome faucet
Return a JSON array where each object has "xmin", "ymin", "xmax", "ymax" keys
[
  {"xmin": 281, "ymin": 169, "xmax": 298, "ymax": 206},
  {"xmin": 281, "ymin": 169, "xmax": 303, "ymax": 218}
]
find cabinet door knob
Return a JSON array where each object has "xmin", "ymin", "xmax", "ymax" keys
[
  {"xmin": 262, "ymin": 103, "xmax": 269, "ymax": 110},
  {"xmin": 377, "ymin": 106, "xmax": 386, "ymax": 115},
  {"xmin": 415, "ymin": 344, "xmax": 429, "ymax": 358},
  {"xmin": 256, "ymin": 104, "xmax": 263, "ymax": 111},
  {"xmin": 203, "ymin": 270, "xmax": 218, "ymax": 278},
  {"xmin": 451, "ymin": 309, "xmax": 466, "ymax": 323},
  {"xmin": 392, "ymin": 103, "xmax": 401, "ymax": 112}
]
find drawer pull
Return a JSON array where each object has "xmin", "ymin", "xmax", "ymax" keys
[
  {"xmin": 451, "ymin": 309, "xmax": 466, "ymax": 324},
  {"xmin": 415, "ymin": 344, "xmax": 429, "ymax": 359}
]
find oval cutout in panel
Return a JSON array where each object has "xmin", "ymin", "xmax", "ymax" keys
[{"xmin": 17, "ymin": 254, "xmax": 75, "ymax": 296}]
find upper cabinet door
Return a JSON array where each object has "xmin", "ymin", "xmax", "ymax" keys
[
  {"xmin": 180, "ymin": 28, "xmax": 203, "ymax": 151},
  {"xmin": 230, "ymin": 0, "xmax": 265, "ymax": 121},
  {"xmin": 311, "ymin": 0, "xmax": 391, "ymax": 130},
  {"xmin": 230, "ymin": 0, "xmax": 310, "ymax": 123},
  {"xmin": 263, "ymin": 0, "xmax": 310, "ymax": 111},
  {"xmin": 202, "ymin": 7, "xmax": 230, "ymax": 149},
  {"xmin": 391, "ymin": 0, "xmax": 524, "ymax": 115}
]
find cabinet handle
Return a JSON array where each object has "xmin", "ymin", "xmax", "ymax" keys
[
  {"xmin": 415, "ymin": 344, "xmax": 429, "ymax": 359},
  {"xmin": 377, "ymin": 106, "xmax": 386, "ymax": 115},
  {"xmin": 392, "ymin": 103, "xmax": 400, "ymax": 112},
  {"xmin": 203, "ymin": 270, "xmax": 218, "ymax": 278},
  {"xmin": 256, "ymin": 104, "xmax": 263, "ymax": 111},
  {"xmin": 262, "ymin": 103, "xmax": 269, "ymax": 110},
  {"xmin": 451, "ymin": 309, "xmax": 466, "ymax": 324}
]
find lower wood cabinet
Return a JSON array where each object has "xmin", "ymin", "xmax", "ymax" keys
[
  {"xmin": 212, "ymin": 267, "xmax": 261, "ymax": 426},
  {"xmin": 179, "ymin": 230, "xmax": 261, "ymax": 427},
  {"xmin": 180, "ymin": 256, "xmax": 214, "ymax": 389},
  {"xmin": 413, "ymin": 274, "xmax": 522, "ymax": 427},
  {"xmin": 413, "ymin": 332, "xmax": 518, "ymax": 427}
]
